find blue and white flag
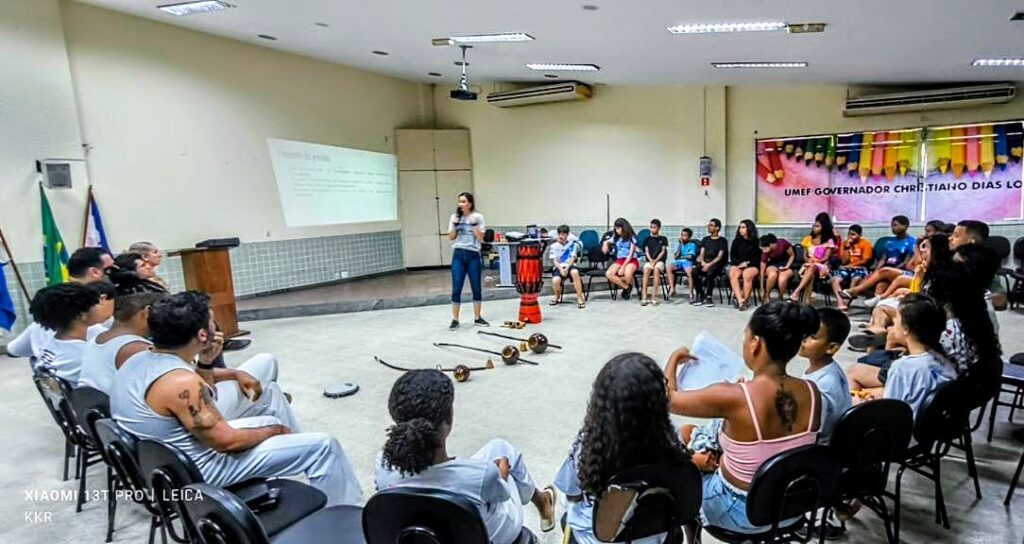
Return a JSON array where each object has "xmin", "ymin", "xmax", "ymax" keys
[
  {"xmin": 83, "ymin": 186, "xmax": 111, "ymax": 252},
  {"xmin": 0, "ymin": 261, "xmax": 16, "ymax": 332}
]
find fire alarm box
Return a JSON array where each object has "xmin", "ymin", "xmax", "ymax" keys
[{"xmin": 700, "ymin": 177, "xmax": 711, "ymax": 187}]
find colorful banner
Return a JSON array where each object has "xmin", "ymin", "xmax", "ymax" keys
[{"xmin": 755, "ymin": 122, "xmax": 1024, "ymax": 225}]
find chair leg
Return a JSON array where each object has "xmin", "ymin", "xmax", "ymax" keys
[
  {"xmin": 933, "ymin": 458, "xmax": 949, "ymax": 528},
  {"xmin": 894, "ymin": 465, "xmax": 905, "ymax": 543},
  {"xmin": 74, "ymin": 446, "xmax": 81, "ymax": 480},
  {"xmin": 963, "ymin": 432, "xmax": 982, "ymax": 500},
  {"xmin": 62, "ymin": 438, "xmax": 72, "ymax": 481},
  {"xmin": 76, "ymin": 452, "xmax": 87, "ymax": 512},
  {"xmin": 106, "ymin": 468, "xmax": 116, "ymax": 542},
  {"xmin": 1005, "ymin": 444, "xmax": 1024, "ymax": 505},
  {"xmin": 988, "ymin": 394, "xmax": 1000, "ymax": 442},
  {"xmin": 148, "ymin": 516, "xmax": 158, "ymax": 544}
]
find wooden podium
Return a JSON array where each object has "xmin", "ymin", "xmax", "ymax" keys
[{"xmin": 171, "ymin": 247, "xmax": 246, "ymax": 338}]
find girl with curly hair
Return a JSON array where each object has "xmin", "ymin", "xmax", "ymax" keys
[
  {"xmin": 554, "ymin": 353, "xmax": 691, "ymax": 544},
  {"xmin": 374, "ymin": 369, "xmax": 556, "ymax": 542},
  {"xmin": 665, "ymin": 302, "xmax": 822, "ymax": 535}
]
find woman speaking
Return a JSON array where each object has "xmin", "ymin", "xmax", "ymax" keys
[{"xmin": 447, "ymin": 192, "xmax": 488, "ymax": 330}]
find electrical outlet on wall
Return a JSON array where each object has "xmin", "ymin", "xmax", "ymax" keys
[{"xmin": 341, "ymin": 271, "xmax": 349, "ymax": 279}]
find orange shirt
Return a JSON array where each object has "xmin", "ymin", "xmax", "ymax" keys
[{"xmin": 844, "ymin": 238, "xmax": 874, "ymax": 267}]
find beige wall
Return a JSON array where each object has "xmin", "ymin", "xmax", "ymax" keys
[
  {"xmin": 1, "ymin": 1, "xmax": 430, "ymax": 262},
  {"xmin": 0, "ymin": 0, "xmax": 89, "ymax": 261},
  {"xmin": 726, "ymin": 85, "xmax": 1024, "ymax": 225},
  {"xmin": 434, "ymin": 85, "xmax": 728, "ymax": 229}
]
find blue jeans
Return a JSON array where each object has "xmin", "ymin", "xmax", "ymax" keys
[
  {"xmin": 700, "ymin": 471, "xmax": 800, "ymax": 534},
  {"xmin": 451, "ymin": 248, "xmax": 482, "ymax": 303}
]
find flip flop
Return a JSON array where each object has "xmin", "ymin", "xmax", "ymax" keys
[
  {"xmin": 577, "ymin": 301, "xmax": 586, "ymax": 309},
  {"xmin": 549, "ymin": 299, "xmax": 561, "ymax": 306},
  {"xmin": 849, "ymin": 334, "xmax": 886, "ymax": 351},
  {"xmin": 539, "ymin": 486, "xmax": 557, "ymax": 532},
  {"xmin": 839, "ymin": 290, "xmax": 853, "ymax": 301}
]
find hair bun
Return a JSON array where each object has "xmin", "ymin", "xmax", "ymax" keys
[{"xmin": 781, "ymin": 302, "xmax": 820, "ymax": 336}]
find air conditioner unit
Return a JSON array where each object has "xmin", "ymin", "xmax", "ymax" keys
[
  {"xmin": 843, "ymin": 84, "xmax": 1016, "ymax": 117},
  {"xmin": 486, "ymin": 82, "xmax": 592, "ymax": 108}
]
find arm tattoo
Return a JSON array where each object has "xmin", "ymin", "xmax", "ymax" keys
[{"xmin": 180, "ymin": 383, "xmax": 223, "ymax": 430}]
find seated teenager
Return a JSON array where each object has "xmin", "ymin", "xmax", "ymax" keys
[
  {"xmin": 555, "ymin": 353, "xmax": 691, "ymax": 544},
  {"xmin": 840, "ymin": 215, "xmax": 915, "ymax": 306},
  {"xmin": 640, "ymin": 219, "xmax": 669, "ymax": 306},
  {"xmin": 80, "ymin": 292, "xmax": 167, "ymax": 393},
  {"xmin": 665, "ymin": 302, "xmax": 822, "ymax": 535},
  {"xmin": 5, "ymin": 247, "xmax": 115, "ymax": 359},
  {"xmin": 831, "ymin": 224, "xmax": 873, "ymax": 312},
  {"xmin": 110, "ymin": 252, "xmax": 169, "ymax": 296},
  {"xmin": 873, "ymin": 220, "xmax": 946, "ymax": 302},
  {"xmin": 111, "ymin": 292, "xmax": 362, "ymax": 506},
  {"xmin": 853, "ymin": 295, "xmax": 957, "ymax": 417},
  {"xmin": 603, "ymin": 218, "xmax": 639, "ymax": 300},
  {"xmin": 548, "ymin": 225, "xmax": 585, "ymax": 308},
  {"xmin": 666, "ymin": 228, "xmax": 698, "ymax": 299},
  {"xmin": 374, "ymin": 369, "xmax": 556, "ymax": 543},
  {"xmin": 31, "ymin": 282, "xmax": 115, "ymax": 381},
  {"xmin": 758, "ymin": 234, "xmax": 795, "ymax": 304},
  {"xmin": 798, "ymin": 308, "xmax": 852, "ymax": 440},
  {"xmin": 728, "ymin": 220, "xmax": 761, "ymax": 311},
  {"xmin": 128, "ymin": 240, "xmax": 170, "ymax": 289},
  {"xmin": 791, "ymin": 212, "xmax": 838, "ymax": 304},
  {"xmin": 692, "ymin": 218, "xmax": 729, "ymax": 308}
]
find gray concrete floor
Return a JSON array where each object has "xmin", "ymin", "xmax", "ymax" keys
[{"xmin": 1, "ymin": 293, "xmax": 1023, "ymax": 543}]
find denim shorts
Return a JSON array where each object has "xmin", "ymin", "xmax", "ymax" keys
[{"xmin": 700, "ymin": 470, "xmax": 800, "ymax": 534}]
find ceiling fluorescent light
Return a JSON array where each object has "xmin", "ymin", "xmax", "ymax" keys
[
  {"xmin": 526, "ymin": 63, "xmax": 600, "ymax": 71},
  {"xmin": 972, "ymin": 58, "xmax": 1024, "ymax": 67},
  {"xmin": 158, "ymin": 1, "xmax": 233, "ymax": 16},
  {"xmin": 712, "ymin": 61, "xmax": 807, "ymax": 68},
  {"xmin": 433, "ymin": 33, "xmax": 533, "ymax": 46},
  {"xmin": 668, "ymin": 21, "xmax": 786, "ymax": 34}
]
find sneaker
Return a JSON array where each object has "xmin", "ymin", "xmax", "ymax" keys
[
  {"xmin": 864, "ymin": 296, "xmax": 881, "ymax": 308},
  {"xmin": 693, "ymin": 298, "xmax": 706, "ymax": 307},
  {"xmin": 621, "ymin": 288, "xmax": 631, "ymax": 300},
  {"xmin": 474, "ymin": 317, "xmax": 490, "ymax": 327},
  {"xmin": 641, "ymin": 299, "xmax": 650, "ymax": 306},
  {"xmin": 704, "ymin": 299, "xmax": 715, "ymax": 308},
  {"xmin": 449, "ymin": 320, "xmax": 459, "ymax": 330}
]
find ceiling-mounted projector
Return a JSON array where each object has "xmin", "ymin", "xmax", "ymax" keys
[{"xmin": 450, "ymin": 45, "xmax": 478, "ymax": 101}]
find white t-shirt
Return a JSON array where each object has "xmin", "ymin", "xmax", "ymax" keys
[
  {"xmin": 36, "ymin": 337, "xmax": 87, "ymax": 383},
  {"xmin": 374, "ymin": 452, "xmax": 521, "ymax": 544},
  {"xmin": 7, "ymin": 321, "xmax": 110, "ymax": 359},
  {"xmin": 548, "ymin": 236, "xmax": 581, "ymax": 266},
  {"xmin": 448, "ymin": 212, "xmax": 486, "ymax": 253}
]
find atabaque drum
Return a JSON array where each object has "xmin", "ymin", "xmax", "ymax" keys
[{"xmin": 515, "ymin": 242, "xmax": 543, "ymax": 295}]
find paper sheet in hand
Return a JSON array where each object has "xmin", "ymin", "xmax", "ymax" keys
[{"xmin": 676, "ymin": 331, "xmax": 745, "ymax": 391}]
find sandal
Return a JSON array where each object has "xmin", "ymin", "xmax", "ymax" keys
[
  {"xmin": 652, "ymin": 299, "xmax": 660, "ymax": 306},
  {"xmin": 539, "ymin": 486, "xmax": 557, "ymax": 532},
  {"xmin": 641, "ymin": 299, "xmax": 650, "ymax": 306},
  {"xmin": 549, "ymin": 299, "xmax": 561, "ymax": 306},
  {"xmin": 839, "ymin": 289, "xmax": 853, "ymax": 301},
  {"xmin": 849, "ymin": 333, "xmax": 887, "ymax": 351},
  {"xmin": 577, "ymin": 301, "xmax": 586, "ymax": 309}
]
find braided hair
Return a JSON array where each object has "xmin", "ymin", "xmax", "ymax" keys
[
  {"xmin": 577, "ymin": 353, "xmax": 690, "ymax": 497},
  {"xmin": 382, "ymin": 369, "xmax": 454, "ymax": 476}
]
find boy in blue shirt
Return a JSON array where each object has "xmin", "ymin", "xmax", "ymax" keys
[
  {"xmin": 798, "ymin": 307, "xmax": 852, "ymax": 441},
  {"xmin": 666, "ymin": 228, "xmax": 698, "ymax": 299}
]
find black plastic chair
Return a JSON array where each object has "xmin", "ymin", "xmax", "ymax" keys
[
  {"xmin": 31, "ymin": 369, "xmax": 78, "ymax": 481},
  {"xmin": 181, "ymin": 482, "xmax": 364, "ymax": 544},
  {"xmin": 1007, "ymin": 237, "xmax": 1024, "ymax": 310},
  {"xmin": 894, "ymin": 378, "xmax": 974, "ymax": 536},
  {"xmin": 94, "ymin": 418, "xmax": 181, "ymax": 544},
  {"xmin": 828, "ymin": 400, "xmax": 914, "ymax": 544},
  {"xmin": 989, "ymin": 358, "xmax": 1024, "ymax": 443},
  {"xmin": 987, "ymin": 235, "xmax": 1012, "ymax": 293},
  {"xmin": 138, "ymin": 438, "xmax": 329, "ymax": 542},
  {"xmin": 589, "ymin": 463, "xmax": 701, "ymax": 543},
  {"xmin": 364, "ymin": 486, "xmax": 537, "ymax": 544},
  {"xmin": 701, "ymin": 444, "xmax": 841, "ymax": 544}
]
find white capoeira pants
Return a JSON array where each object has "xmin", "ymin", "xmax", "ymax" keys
[
  {"xmin": 214, "ymin": 353, "xmax": 301, "ymax": 432},
  {"xmin": 203, "ymin": 416, "xmax": 364, "ymax": 507}
]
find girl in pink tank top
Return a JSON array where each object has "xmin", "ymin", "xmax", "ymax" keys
[{"xmin": 665, "ymin": 302, "xmax": 823, "ymax": 536}]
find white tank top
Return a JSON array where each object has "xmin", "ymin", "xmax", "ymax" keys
[{"xmin": 78, "ymin": 334, "xmax": 150, "ymax": 394}]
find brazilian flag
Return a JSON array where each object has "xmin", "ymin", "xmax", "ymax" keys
[{"xmin": 40, "ymin": 186, "xmax": 69, "ymax": 285}]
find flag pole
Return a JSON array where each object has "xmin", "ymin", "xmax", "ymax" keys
[
  {"xmin": 0, "ymin": 227, "xmax": 31, "ymax": 301},
  {"xmin": 82, "ymin": 185, "xmax": 93, "ymax": 248}
]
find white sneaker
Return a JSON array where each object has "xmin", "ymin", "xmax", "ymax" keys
[{"xmin": 864, "ymin": 296, "xmax": 881, "ymax": 308}]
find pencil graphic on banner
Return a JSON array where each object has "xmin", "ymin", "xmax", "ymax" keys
[
  {"xmin": 794, "ymin": 139, "xmax": 806, "ymax": 160},
  {"xmin": 870, "ymin": 131, "xmax": 885, "ymax": 179},
  {"xmin": 929, "ymin": 128, "xmax": 950, "ymax": 174},
  {"xmin": 783, "ymin": 140, "xmax": 795, "ymax": 157},
  {"xmin": 883, "ymin": 132, "xmax": 898, "ymax": 180},
  {"xmin": 950, "ymin": 127, "xmax": 966, "ymax": 178},
  {"xmin": 835, "ymin": 134, "xmax": 850, "ymax": 168},
  {"xmin": 995, "ymin": 124, "xmax": 1009, "ymax": 169},
  {"xmin": 812, "ymin": 137, "xmax": 826, "ymax": 166},
  {"xmin": 825, "ymin": 136, "xmax": 836, "ymax": 169},
  {"xmin": 1009, "ymin": 123, "xmax": 1023, "ymax": 162},
  {"xmin": 767, "ymin": 141, "xmax": 785, "ymax": 180},
  {"xmin": 847, "ymin": 133, "xmax": 862, "ymax": 176},
  {"xmin": 859, "ymin": 132, "xmax": 874, "ymax": 181},
  {"xmin": 897, "ymin": 131, "xmax": 915, "ymax": 176},
  {"xmin": 980, "ymin": 124, "xmax": 995, "ymax": 177},
  {"xmin": 965, "ymin": 125, "xmax": 980, "ymax": 174},
  {"xmin": 757, "ymin": 141, "xmax": 776, "ymax": 183}
]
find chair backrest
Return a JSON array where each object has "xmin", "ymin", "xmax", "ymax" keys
[
  {"xmin": 483, "ymin": 229, "xmax": 495, "ymax": 243},
  {"xmin": 579, "ymin": 230, "xmax": 600, "ymax": 252},
  {"xmin": 829, "ymin": 401, "xmax": 913, "ymax": 493},
  {"xmin": 986, "ymin": 235, "xmax": 1012, "ymax": 263},
  {"xmin": 139, "ymin": 438, "xmax": 206, "ymax": 540},
  {"xmin": 36, "ymin": 370, "xmax": 94, "ymax": 448},
  {"xmin": 32, "ymin": 372, "xmax": 75, "ymax": 443},
  {"xmin": 872, "ymin": 236, "xmax": 895, "ymax": 266},
  {"xmin": 912, "ymin": 379, "xmax": 972, "ymax": 448},
  {"xmin": 592, "ymin": 463, "xmax": 702, "ymax": 542},
  {"xmin": 70, "ymin": 386, "xmax": 110, "ymax": 446},
  {"xmin": 636, "ymin": 229, "xmax": 651, "ymax": 255},
  {"xmin": 745, "ymin": 444, "xmax": 840, "ymax": 529},
  {"xmin": 181, "ymin": 483, "xmax": 272, "ymax": 544},
  {"xmin": 363, "ymin": 486, "xmax": 489, "ymax": 544},
  {"xmin": 791, "ymin": 244, "xmax": 806, "ymax": 267},
  {"xmin": 94, "ymin": 419, "xmax": 151, "ymax": 500},
  {"xmin": 1013, "ymin": 236, "xmax": 1024, "ymax": 266}
]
